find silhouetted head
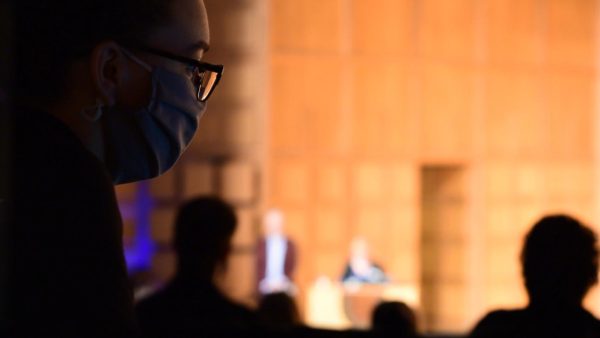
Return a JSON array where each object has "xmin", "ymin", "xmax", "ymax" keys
[
  {"xmin": 371, "ymin": 301, "xmax": 417, "ymax": 338},
  {"xmin": 521, "ymin": 214, "xmax": 598, "ymax": 306},
  {"xmin": 257, "ymin": 292, "xmax": 300, "ymax": 330},
  {"xmin": 173, "ymin": 196, "xmax": 237, "ymax": 279}
]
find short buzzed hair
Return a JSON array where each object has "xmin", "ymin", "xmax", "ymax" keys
[
  {"xmin": 521, "ymin": 214, "xmax": 599, "ymax": 304},
  {"xmin": 14, "ymin": 0, "xmax": 173, "ymax": 104}
]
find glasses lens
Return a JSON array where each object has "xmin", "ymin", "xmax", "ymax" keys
[{"xmin": 198, "ymin": 71, "xmax": 219, "ymax": 102}]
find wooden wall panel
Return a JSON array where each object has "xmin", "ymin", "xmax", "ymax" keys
[
  {"xmin": 352, "ymin": 163, "xmax": 385, "ymax": 204},
  {"xmin": 486, "ymin": 0, "xmax": 542, "ymax": 66},
  {"xmin": 419, "ymin": 0, "xmax": 476, "ymax": 60},
  {"xmin": 122, "ymin": 218, "xmax": 137, "ymax": 248},
  {"xmin": 182, "ymin": 163, "xmax": 214, "ymax": 198},
  {"xmin": 421, "ymin": 167, "xmax": 469, "ymax": 331},
  {"xmin": 546, "ymin": 73, "xmax": 595, "ymax": 160},
  {"xmin": 220, "ymin": 253, "xmax": 257, "ymax": 305},
  {"xmin": 546, "ymin": 162, "xmax": 595, "ymax": 199},
  {"xmin": 231, "ymin": 208, "xmax": 256, "ymax": 247},
  {"xmin": 486, "ymin": 281, "xmax": 528, "ymax": 309},
  {"xmin": 352, "ymin": 0, "xmax": 413, "ymax": 55},
  {"xmin": 486, "ymin": 242, "xmax": 522, "ymax": 283},
  {"xmin": 150, "ymin": 251, "xmax": 177, "ymax": 283},
  {"xmin": 307, "ymin": 59, "xmax": 346, "ymax": 153},
  {"xmin": 354, "ymin": 207, "xmax": 388, "ymax": 251},
  {"xmin": 271, "ymin": 58, "xmax": 310, "ymax": 151},
  {"xmin": 115, "ymin": 183, "xmax": 137, "ymax": 201},
  {"xmin": 314, "ymin": 208, "xmax": 348, "ymax": 250},
  {"xmin": 547, "ymin": 0, "xmax": 597, "ymax": 68},
  {"xmin": 271, "ymin": 0, "xmax": 343, "ymax": 52},
  {"xmin": 420, "ymin": 64, "xmax": 475, "ymax": 158},
  {"xmin": 220, "ymin": 162, "xmax": 255, "ymax": 203},
  {"xmin": 485, "ymin": 70, "xmax": 545, "ymax": 158},
  {"xmin": 271, "ymin": 56, "xmax": 346, "ymax": 153},
  {"xmin": 150, "ymin": 209, "xmax": 176, "ymax": 245},
  {"xmin": 316, "ymin": 162, "xmax": 349, "ymax": 204},
  {"xmin": 270, "ymin": 158, "xmax": 311, "ymax": 205},
  {"xmin": 222, "ymin": 110, "xmax": 258, "ymax": 149},
  {"xmin": 389, "ymin": 164, "xmax": 419, "ymax": 201},
  {"xmin": 314, "ymin": 252, "xmax": 346, "ymax": 279},
  {"xmin": 485, "ymin": 204, "xmax": 519, "ymax": 240},
  {"xmin": 150, "ymin": 168, "xmax": 177, "ymax": 199},
  {"xmin": 351, "ymin": 61, "xmax": 416, "ymax": 155}
]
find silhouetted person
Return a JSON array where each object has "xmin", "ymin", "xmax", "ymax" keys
[
  {"xmin": 135, "ymin": 196, "xmax": 257, "ymax": 338},
  {"xmin": 257, "ymin": 292, "xmax": 301, "ymax": 331},
  {"xmin": 9, "ymin": 0, "xmax": 221, "ymax": 337},
  {"xmin": 469, "ymin": 214, "xmax": 600, "ymax": 338},
  {"xmin": 371, "ymin": 301, "xmax": 418, "ymax": 338}
]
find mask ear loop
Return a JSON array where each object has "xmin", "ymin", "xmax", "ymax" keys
[
  {"xmin": 119, "ymin": 47, "xmax": 157, "ymax": 111},
  {"xmin": 81, "ymin": 99, "xmax": 104, "ymax": 122}
]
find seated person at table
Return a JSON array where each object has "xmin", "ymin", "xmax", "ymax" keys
[{"xmin": 341, "ymin": 237, "xmax": 388, "ymax": 284}]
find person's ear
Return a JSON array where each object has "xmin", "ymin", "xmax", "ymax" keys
[{"xmin": 89, "ymin": 41, "xmax": 126, "ymax": 107}]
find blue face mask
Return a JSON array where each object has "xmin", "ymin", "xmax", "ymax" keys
[{"xmin": 89, "ymin": 50, "xmax": 207, "ymax": 184}]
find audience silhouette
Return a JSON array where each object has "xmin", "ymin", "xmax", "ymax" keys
[
  {"xmin": 469, "ymin": 214, "xmax": 600, "ymax": 338},
  {"xmin": 135, "ymin": 196, "xmax": 258, "ymax": 338},
  {"xmin": 371, "ymin": 301, "xmax": 418, "ymax": 338},
  {"xmin": 258, "ymin": 291, "xmax": 301, "ymax": 332}
]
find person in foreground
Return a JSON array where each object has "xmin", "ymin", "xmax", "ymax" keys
[
  {"xmin": 9, "ymin": 0, "xmax": 221, "ymax": 336},
  {"xmin": 469, "ymin": 214, "xmax": 600, "ymax": 338},
  {"xmin": 135, "ymin": 196, "xmax": 258, "ymax": 338}
]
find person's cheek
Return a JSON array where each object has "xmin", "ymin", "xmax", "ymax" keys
[{"xmin": 116, "ymin": 66, "xmax": 153, "ymax": 111}]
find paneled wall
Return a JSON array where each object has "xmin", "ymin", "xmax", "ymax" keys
[{"xmin": 268, "ymin": 0, "xmax": 600, "ymax": 333}]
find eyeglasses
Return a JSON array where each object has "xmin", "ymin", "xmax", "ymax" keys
[{"xmin": 132, "ymin": 45, "xmax": 224, "ymax": 102}]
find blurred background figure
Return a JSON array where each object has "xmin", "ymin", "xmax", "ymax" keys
[
  {"xmin": 371, "ymin": 301, "xmax": 418, "ymax": 338},
  {"xmin": 469, "ymin": 214, "xmax": 600, "ymax": 338},
  {"xmin": 257, "ymin": 291, "xmax": 301, "ymax": 332},
  {"xmin": 136, "ymin": 196, "xmax": 257, "ymax": 338},
  {"xmin": 256, "ymin": 208, "xmax": 297, "ymax": 296},
  {"xmin": 342, "ymin": 237, "xmax": 388, "ymax": 284}
]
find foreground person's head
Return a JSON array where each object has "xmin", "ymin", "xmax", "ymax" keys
[{"xmin": 15, "ymin": 0, "xmax": 222, "ymax": 183}]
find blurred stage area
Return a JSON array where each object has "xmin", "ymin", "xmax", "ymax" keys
[{"xmin": 117, "ymin": 0, "xmax": 600, "ymax": 334}]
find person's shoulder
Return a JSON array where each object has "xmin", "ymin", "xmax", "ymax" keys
[
  {"xmin": 469, "ymin": 309, "xmax": 524, "ymax": 338},
  {"xmin": 135, "ymin": 285, "xmax": 177, "ymax": 327},
  {"xmin": 208, "ymin": 286, "xmax": 257, "ymax": 321},
  {"xmin": 482, "ymin": 308, "xmax": 524, "ymax": 319},
  {"xmin": 136, "ymin": 285, "xmax": 172, "ymax": 312},
  {"xmin": 13, "ymin": 108, "xmax": 111, "ymax": 189},
  {"xmin": 580, "ymin": 308, "xmax": 600, "ymax": 334}
]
